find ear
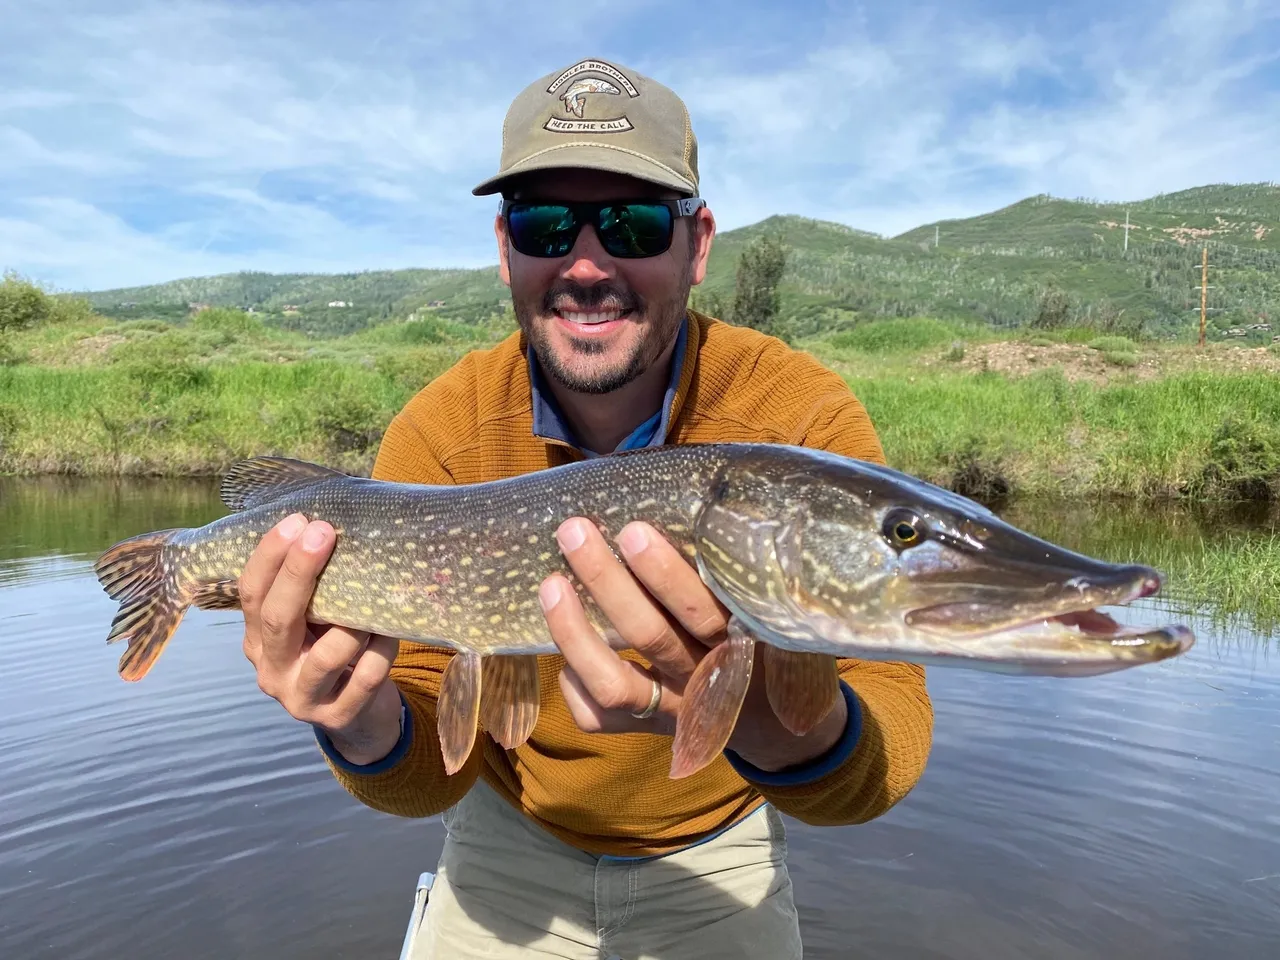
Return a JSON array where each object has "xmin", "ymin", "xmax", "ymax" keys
[
  {"xmin": 494, "ymin": 212, "xmax": 513, "ymax": 288},
  {"xmin": 689, "ymin": 206, "xmax": 716, "ymax": 286}
]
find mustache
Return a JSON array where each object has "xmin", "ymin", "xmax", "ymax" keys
[{"xmin": 542, "ymin": 283, "xmax": 641, "ymax": 315}]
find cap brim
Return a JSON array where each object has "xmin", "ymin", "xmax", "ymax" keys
[{"xmin": 472, "ymin": 143, "xmax": 697, "ymax": 197}]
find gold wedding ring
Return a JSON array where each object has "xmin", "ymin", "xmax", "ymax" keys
[{"xmin": 631, "ymin": 676, "xmax": 662, "ymax": 720}]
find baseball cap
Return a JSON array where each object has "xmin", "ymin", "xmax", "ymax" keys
[{"xmin": 472, "ymin": 57, "xmax": 699, "ymax": 197}]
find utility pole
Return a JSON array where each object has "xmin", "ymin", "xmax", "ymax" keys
[
  {"xmin": 1199, "ymin": 245, "xmax": 1208, "ymax": 348},
  {"xmin": 935, "ymin": 225, "xmax": 939, "ymax": 249},
  {"xmin": 1123, "ymin": 209, "xmax": 1130, "ymax": 252}
]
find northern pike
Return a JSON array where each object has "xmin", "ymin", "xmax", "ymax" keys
[{"xmin": 94, "ymin": 444, "xmax": 1194, "ymax": 778}]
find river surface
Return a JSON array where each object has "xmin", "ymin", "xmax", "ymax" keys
[{"xmin": 1, "ymin": 478, "xmax": 1278, "ymax": 959}]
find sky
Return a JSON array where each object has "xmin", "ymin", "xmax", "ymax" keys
[{"xmin": 2, "ymin": 0, "xmax": 1278, "ymax": 292}]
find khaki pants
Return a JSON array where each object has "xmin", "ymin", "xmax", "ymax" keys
[{"xmin": 408, "ymin": 779, "xmax": 803, "ymax": 959}]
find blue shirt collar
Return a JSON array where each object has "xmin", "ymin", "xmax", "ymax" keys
[{"xmin": 527, "ymin": 316, "xmax": 688, "ymax": 458}]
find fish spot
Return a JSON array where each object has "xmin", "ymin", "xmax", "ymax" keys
[
  {"xmin": 345, "ymin": 580, "xmax": 363, "ymax": 590},
  {"xmin": 405, "ymin": 542, "xmax": 416, "ymax": 550},
  {"xmin": 488, "ymin": 614, "xmax": 503, "ymax": 624},
  {"xmin": 516, "ymin": 506, "xmax": 527, "ymax": 515},
  {"xmin": 507, "ymin": 602, "xmax": 518, "ymax": 612},
  {"xmin": 424, "ymin": 584, "xmax": 439, "ymax": 594},
  {"xmin": 373, "ymin": 563, "xmax": 387, "ymax": 571},
  {"xmin": 414, "ymin": 617, "xmax": 430, "ymax": 626},
  {"xmin": 335, "ymin": 599, "xmax": 348, "ymax": 609},
  {"xmin": 748, "ymin": 573, "xmax": 758, "ymax": 584},
  {"xmin": 538, "ymin": 551, "xmax": 552, "ymax": 561},
  {"xmin": 682, "ymin": 544, "xmax": 698, "ymax": 557},
  {"xmin": 360, "ymin": 605, "xmax": 373, "ymax": 615},
  {"xmin": 450, "ymin": 604, "xmax": 463, "ymax": 614},
  {"xmin": 394, "ymin": 518, "xmax": 405, "ymax": 525},
  {"xmin": 415, "ymin": 560, "xmax": 430, "ymax": 569},
  {"xmin": 447, "ymin": 527, "xmax": 462, "ymax": 536},
  {"xmin": 369, "ymin": 530, "xmax": 380, "ymax": 538},
  {"xmin": 376, "ymin": 597, "xmax": 387, "ymax": 606},
  {"xmin": 527, "ymin": 535, "xmax": 538, "ymax": 544},
  {"xmin": 460, "ymin": 556, "xmax": 473, "ymax": 566},
  {"xmin": 441, "ymin": 568, "xmax": 452, "ymax": 576},
  {"xmin": 506, "ymin": 569, "xmax": 521, "ymax": 579},
  {"xmin": 468, "ymin": 627, "xmax": 483, "ymax": 637},
  {"xmin": 474, "ymin": 585, "xmax": 491, "ymax": 595},
  {"xmin": 492, "ymin": 550, "xmax": 506, "ymax": 559},
  {"xmin": 482, "ymin": 568, "xmax": 495, "ymax": 576}
]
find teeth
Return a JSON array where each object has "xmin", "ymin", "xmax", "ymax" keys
[{"xmin": 561, "ymin": 310, "xmax": 622, "ymax": 325}]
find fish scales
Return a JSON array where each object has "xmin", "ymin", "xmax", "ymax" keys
[{"xmin": 167, "ymin": 444, "xmax": 733, "ymax": 656}]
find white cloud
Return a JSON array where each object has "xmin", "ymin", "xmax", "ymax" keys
[{"xmin": 0, "ymin": 0, "xmax": 1277, "ymax": 289}]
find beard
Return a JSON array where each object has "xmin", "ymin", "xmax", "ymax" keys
[{"xmin": 513, "ymin": 267, "xmax": 691, "ymax": 396}]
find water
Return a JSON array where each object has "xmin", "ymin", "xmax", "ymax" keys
[{"xmin": 1, "ymin": 478, "xmax": 1277, "ymax": 959}]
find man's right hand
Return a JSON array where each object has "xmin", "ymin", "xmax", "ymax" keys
[{"xmin": 240, "ymin": 513, "xmax": 403, "ymax": 766}]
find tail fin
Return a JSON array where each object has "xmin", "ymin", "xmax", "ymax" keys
[{"xmin": 94, "ymin": 529, "xmax": 193, "ymax": 682}]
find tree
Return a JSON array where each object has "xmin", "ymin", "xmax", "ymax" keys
[
  {"xmin": 731, "ymin": 233, "xmax": 788, "ymax": 339},
  {"xmin": 0, "ymin": 272, "xmax": 52, "ymax": 332}
]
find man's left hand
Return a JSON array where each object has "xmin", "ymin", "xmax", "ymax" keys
[{"xmin": 538, "ymin": 517, "xmax": 848, "ymax": 773}]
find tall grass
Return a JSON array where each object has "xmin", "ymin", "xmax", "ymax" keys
[{"xmin": 4, "ymin": 348, "xmax": 1279, "ymax": 501}]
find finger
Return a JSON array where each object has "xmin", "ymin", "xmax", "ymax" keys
[
  {"xmin": 330, "ymin": 634, "xmax": 399, "ymax": 716},
  {"xmin": 539, "ymin": 574, "xmax": 668, "ymax": 717},
  {"xmin": 616, "ymin": 522, "xmax": 730, "ymax": 645},
  {"xmin": 296, "ymin": 624, "xmax": 371, "ymax": 704},
  {"xmin": 555, "ymin": 518, "xmax": 703, "ymax": 678},
  {"xmin": 257, "ymin": 520, "xmax": 335, "ymax": 673},
  {"xmin": 240, "ymin": 513, "xmax": 308, "ymax": 663},
  {"xmin": 558, "ymin": 661, "xmax": 677, "ymax": 737}
]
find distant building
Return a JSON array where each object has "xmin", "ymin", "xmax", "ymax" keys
[
  {"xmin": 328, "ymin": 300, "xmax": 350, "ymax": 308},
  {"xmin": 426, "ymin": 299, "xmax": 446, "ymax": 308}
]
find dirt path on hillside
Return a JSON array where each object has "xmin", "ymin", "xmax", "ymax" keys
[{"xmin": 923, "ymin": 341, "xmax": 1280, "ymax": 385}]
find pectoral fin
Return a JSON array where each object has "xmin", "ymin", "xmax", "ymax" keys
[
  {"xmin": 669, "ymin": 619, "xmax": 756, "ymax": 780},
  {"xmin": 763, "ymin": 647, "xmax": 840, "ymax": 736},
  {"xmin": 480, "ymin": 655, "xmax": 541, "ymax": 750},
  {"xmin": 437, "ymin": 651, "xmax": 482, "ymax": 775}
]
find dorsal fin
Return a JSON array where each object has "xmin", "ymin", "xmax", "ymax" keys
[{"xmin": 220, "ymin": 457, "xmax": 347, "ymax": 511}]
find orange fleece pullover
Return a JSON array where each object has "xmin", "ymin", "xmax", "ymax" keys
[{"xmin": 317, "ymin": 310, "xmax": 934, "ymax": 857}]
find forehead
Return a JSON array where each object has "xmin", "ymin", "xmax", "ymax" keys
[{"xmin": 508, "ymin": 167, "xmax": 680, "ymax": 202}]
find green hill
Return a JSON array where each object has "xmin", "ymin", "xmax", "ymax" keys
[{"xmin": 79, "ymin": 182, "xmax": 1280, "ymax": 342}]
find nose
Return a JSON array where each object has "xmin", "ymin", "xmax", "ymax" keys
[{"xmin": 562, "ymin": 224, "xmax": 614, "ymax": 286}]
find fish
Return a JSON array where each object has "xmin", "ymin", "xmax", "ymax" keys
[
  {"xmin": 560, "ymin": 77, "xmax": 621, "ymax": 117},
  {"xmin": 93, "ymin": 443, "xmax": 1194, "ymax": 779}
]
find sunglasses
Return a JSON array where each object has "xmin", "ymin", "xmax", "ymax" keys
[{"xmin": 500, "ymin": 197, "xmax": 706, "ymax": 259}]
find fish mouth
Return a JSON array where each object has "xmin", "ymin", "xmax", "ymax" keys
[{"xmin": 900, "ymin": 571, "xmax": 1194, "ymax": 675}]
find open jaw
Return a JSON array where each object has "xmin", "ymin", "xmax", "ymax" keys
[{"xmin": 914, "ymin": 605, "xmax": 1196, "ymax": 677}]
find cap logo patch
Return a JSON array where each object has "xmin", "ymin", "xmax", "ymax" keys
[{"xmin": 544, "ymin": 58, "xmax": 639, "ymax": 134}]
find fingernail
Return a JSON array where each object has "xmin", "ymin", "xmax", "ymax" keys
[
  {"xmin": 556, "ymin": 519, "xmax": 586, "ymax": 553},
  {"xmin": 539, "ymin": 578, "xmax": 563, "ymax": 612},
  {"xmin": 278, "ymin": 514, "xmax": 306, "ymax": 541},
  {"xmin": 617, "ymin": 524, "xmax": 648, "ymax": 557},
  {"xmin": 302, "ymin": 523, "xmax": 328, "ymax": 551}
]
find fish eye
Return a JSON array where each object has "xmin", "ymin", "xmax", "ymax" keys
[{"xmin": 883, "ymin": 509, "xmax": 925, "ymax": 549}]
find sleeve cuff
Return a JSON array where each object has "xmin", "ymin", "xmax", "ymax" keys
[
  {"xmin": 723, "ymin": 680, "xmax": 862, "ymax": 787},
  {"xmin": 313, "ymin": 692, "xmax": 413, "ymax": 775}
]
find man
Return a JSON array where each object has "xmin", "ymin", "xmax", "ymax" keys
[{"xmin": 239, "ymin": 58, "xmax": 933, "ymax": 959}]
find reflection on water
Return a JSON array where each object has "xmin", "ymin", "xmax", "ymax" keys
[{"xmin": 1, "ymin": 478, "xmax": 1277, "ymax": 959}]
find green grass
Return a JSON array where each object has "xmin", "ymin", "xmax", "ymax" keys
[{"xmin": 5, "ymin": 328, "xmax": 1280, "ymax": 505}]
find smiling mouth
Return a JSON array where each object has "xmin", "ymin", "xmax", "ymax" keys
[{"xmin": 556, "ymin": 308, "xmax": 631, "ymax": 325}]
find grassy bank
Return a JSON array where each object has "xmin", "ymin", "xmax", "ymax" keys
[{"xmin": 3, "ymin": 308, "xmax": 1280, "ymax": 503}]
